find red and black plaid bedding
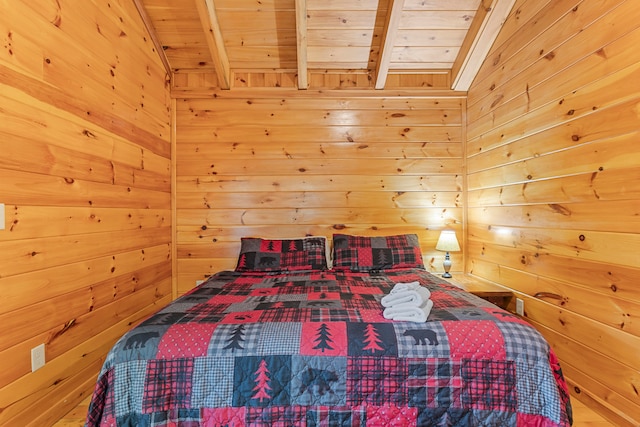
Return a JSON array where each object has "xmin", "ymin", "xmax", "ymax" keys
[{"xmin": 85, "ymin": 269, "xmax": 572, "ymax": 426}]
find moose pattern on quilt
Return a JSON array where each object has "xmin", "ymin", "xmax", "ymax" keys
[{"xmin": 86, "ymin": 269, "xmax": 572, "ymax": 426}]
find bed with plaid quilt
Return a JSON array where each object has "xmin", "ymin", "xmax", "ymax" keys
[{"xmin": 85, "ymin": 268, "xmax": 572, "ymax": 426}]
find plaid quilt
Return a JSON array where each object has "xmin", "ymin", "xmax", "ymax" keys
[{"xmin": 85, "ymin": 269, "xmax": 572, "ymax": 426}]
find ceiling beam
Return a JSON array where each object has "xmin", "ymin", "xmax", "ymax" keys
[
  {"xmin": 295, "ymin": 0, "xmax": 308, "ymax": 89},
  {"xmin": 451, "ymin": 0, "xmax": 517, "ymax": 91},
  {"xmin": 374, "ymin": 0, "xmax": 405, "ymax": 90},
  {"xmin": 195, "ymin": 0, "xmax": 231, "ymax": 89},
  {"xmin": 132, "ymin": 0, "xmax": 171, "ymax": 78}
]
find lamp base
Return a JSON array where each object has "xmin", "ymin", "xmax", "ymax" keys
[{"xmin": 442, "ymin": 252, "xmax": 453, "ymax": 279}]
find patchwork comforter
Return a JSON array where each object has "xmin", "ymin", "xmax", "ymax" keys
[{"xmin": 86, "ymin": 269, "xmax": 572, "ymax": 426}]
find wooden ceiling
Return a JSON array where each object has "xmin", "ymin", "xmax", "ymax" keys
[{"xmin": 136, "ymin": 0, "xmax": 516, "ymax": 91}]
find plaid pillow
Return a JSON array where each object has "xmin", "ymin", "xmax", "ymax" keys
[
  {"xmin": 235, "ymin": 237, "xmax": 328, "ymax": 272},
  {"xmin": 332, "ymin": 233, "xmax": 425, "ymax": 271}
]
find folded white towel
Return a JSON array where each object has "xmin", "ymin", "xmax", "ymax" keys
[
  {"xmin": 383, "ymin": 299, "xmax": 434, "ymax": 323},
  {"xmin": 381, "ymin": 284, "xmax": 431, "ymax": 308}
]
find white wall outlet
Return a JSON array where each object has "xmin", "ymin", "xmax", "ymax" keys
[
  {"xmin": 515, "ymin": 298, "xmax": 525, "ymax": 316},
  {"xmin": 31, "ymin": 344, "xmax": 46, "ymax": 372},
  {"xmin": 196, "ymin": 280, "xmax": 205, "ymax": 286},
  {"xmin": 0, "ymin": 203, "xmax": 5, "ymax": 230}
]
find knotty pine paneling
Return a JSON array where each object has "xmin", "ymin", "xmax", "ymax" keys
[
  {"xmin": 466, "ymin": 0, "xmax": 640, "ymax": 424},
  {"xmin": 175, "ymin": 94, "xmax": 464, "ymax": 295},
  {"xmin": 0, "ymin": 1, "xmax": 171, "ymax": 425},
  {"xmin": 172, "ymin": 70, "xmax": 451, "ymax": 93}
]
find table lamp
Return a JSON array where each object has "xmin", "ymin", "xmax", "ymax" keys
[{"xmin": 436, "ymin": 230, "xmax": 460, "ymax": 278}]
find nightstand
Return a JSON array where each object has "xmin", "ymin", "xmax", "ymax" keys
[{"xmin": 440, "ymin": 274, "xmax": 513, "ymax": 310}]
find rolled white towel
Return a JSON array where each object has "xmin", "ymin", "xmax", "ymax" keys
[
  {"xmin": 383, "ymin": 299, "xmax": 434, "ymax": 323},
  {"xmin": 389, "ymin": 281, "xmax": 420, "ymax": 294},
  {"xmin": 381, "ymin": 284, "xmax": 431, "ymax": 308}
]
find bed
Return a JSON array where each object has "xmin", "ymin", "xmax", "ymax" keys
[{"xmin": 85, "ymin": 234, "xmax": 573, "ymax": 426}]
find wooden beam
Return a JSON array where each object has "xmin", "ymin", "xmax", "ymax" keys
[
  {"xmin": 451, "ymin": 0, "xmax": 517, "ymax": 91},
  {"xmin": 195, "ymin": 0, "xmax": 231, "ymax": 90},
  {"xmin": 172, "ymin": 86, "xmax": 466, "ymax": 100},
  {"xmin": 132, "ymin": 0, "xmax": 171, "ymax": 78},
  {"xmin": 295, "ymin": 0, "xmax": 309, "ymax": 89},
  {"xmin": 451, "ymin": 0, "xmax": 491, "ymax": 87},
  {"xmin": 374, "ymin": 0, "xmax": 405, "ymax": 90}
]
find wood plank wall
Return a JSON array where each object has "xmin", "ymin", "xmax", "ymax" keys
[
  {"xmin": 0, "ymin": 1, "xmax": 172, "ymax": 425},
  {"xmin": 172, "ymin": 70, "xmax": 451, "ymax": 94},
  {"xmin": 175, "ymin": 91, "xmax": 464, "ymax": 295},
  {"xmin": 466, "ymin": 0, "xmax": 640, "ymax": 424}
]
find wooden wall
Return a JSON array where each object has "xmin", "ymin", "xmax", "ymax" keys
[
  {"xmin": 172, "ymin": 70, "xmax": 451, "ymax": 94},
  {"xmin": 466, "ymin": 0, "xmax": 640, "ymax": 424},
  {"xmin": 175, "ymin": 91, "xmax": 464, "ymax": 295},
  {"xmin": 0, "ymin": 1, "xmax": 172, "ymax": 425}
]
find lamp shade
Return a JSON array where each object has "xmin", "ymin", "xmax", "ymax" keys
[{"xmin": 435, "ymin": 230, "xmax": 460, "ymax": 252}]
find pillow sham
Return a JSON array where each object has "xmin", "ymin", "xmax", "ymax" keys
[
  {"xmin": 235, "ymin": 236, "xmax": 329, "ymax": 272},
  {"xmin": 332, "ymin": 233, "xmax": 425, "ymax": 271}
]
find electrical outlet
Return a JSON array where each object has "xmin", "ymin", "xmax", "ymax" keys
[
  {"xmin": 515, "ymin": 298, "xmax": 524, "ymax": 316},
  {"xmin": 31, "ymin": 344, "xmax": 46, "ymax": 372},
  {"xmin": 0, "ymin": 203, "xmax": 5, "ymax": 230}
]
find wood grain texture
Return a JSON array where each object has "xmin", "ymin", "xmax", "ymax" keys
[
  {"xmin": 175, "ymin": 93, "xmax": 464, "ymax": 295},
  {"xmin": 0, "ymin": 1, "xmax": 172, "ymax": 425},
  {"xmin": 1, "ymin": 1, "xmax": 636, "ymax": 425},
  {"xmin": 465, "ymin": 0, "xmax": 640, "ymax": 424},
  {"xmin": 137, "ymin": 0, "xmax": 509, "ymax": 90}
]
